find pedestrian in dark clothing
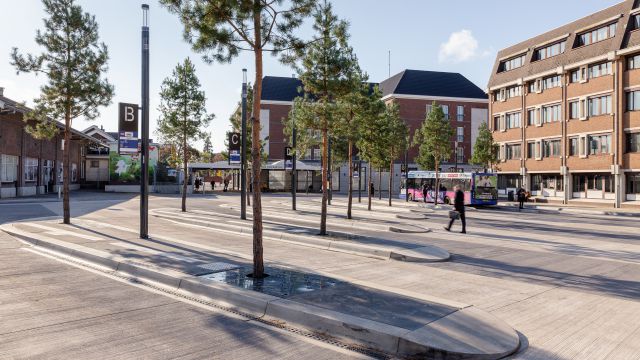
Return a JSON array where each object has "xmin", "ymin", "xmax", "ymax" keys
[
  {"xmin": 517, "ymin": 187, "xmax": 526, "ymax": 210},
  {"xmin": 444, "ymin": 185, "xmax": 466, "ymax": 234},
  {"xmin": 210, "ymin": 180, "xmax": 215, "ymax": 191},
  {"xmin": 195, "ymin": 178, "xmax": 201, "ymax": 191},
  {"xmin": 422, "ymin": 183, "xmax": 428, "ymax": 203},
  {"xmin": 370, "ymin": 183, "xmax": 375, "ymax": 196}
]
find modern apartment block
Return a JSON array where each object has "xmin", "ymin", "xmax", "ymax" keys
[{"xmin": 488, "ymin": 0, "xmax": 640, "ymax": 207}]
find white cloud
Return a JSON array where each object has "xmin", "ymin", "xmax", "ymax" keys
[{"xmin": 438, "ymin": 30, "xmax": 480, "ymax": 63}]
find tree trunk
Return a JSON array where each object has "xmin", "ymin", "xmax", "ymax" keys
[
  {"xmin": 389, "ymin": 160, "xmax": 393, "ymax": 207},
  {"xmin": 320, "ymin": 127, "xmax": 328, "ymax": 235},
  {"xmin": 251, "ymin": 6, "xmax": 264, "ymax": 278},
  {"xmin": 62, "ymin": 112, "xmax": 71, "ymax": 224},
  {"xmin": 182, "ymin": 138, "xmax": 188, "ymax": 212},
  {"xmin": 378, "ymin": 167, "xmax": 382, "ymax": 200},
  {"xmin": 347, "ymin": 140, "xmax": 353, "ymax": 220},
  {"xmin": 367, "ymin": 168, "xmax": 372, "ymax": 211},
  {"xmin": 247, "ymin": 169, "xmax": 251, "ymax": 206}
]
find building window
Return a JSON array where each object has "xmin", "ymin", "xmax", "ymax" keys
[
  {"xmin": 493, "ymin": 115, "xmax": 502, "ymax": 131},
  {"xmin": 527, "ymin": 142, "xmax": 536, "ymax": 159},
  {"xmin": 498, "ymin": 54, "xmax": 526, "ymax": 72},
  {"xmin": 531, "ymin": 174, "xmax": 563, "ymax": 192},
  {"xmin": 570, "ymin": 70, "xmax": 580, "ymax": 83},
  {"xmin": 627, "ymin": 173, "xmax": 640, "ymax": 194},
  {"xmin": 576, "ymin": 23, "xmax": 617, "ymax": 47},
  {"xmin": 542, "ymin": 139, "xmax": 561, "ymax": 157},
  {"xmin": 628, "ymin": 54, "xmax": 640, "ymax": 70},
  {"xmin": 0, "ymin": 155, "xmax": 19, "ymax": 183},
  {"xmin": 456, "ymin": 147, "xmax": 464, "ymax": 163},
  {"xmin": 542, "ymin": 104, "xmax": 562, "ymax": 123},
  {"xmin": 626, "ymin": 132, "xmax": 640, "ymax": 153},
  {"xmin": 627, "ymin": 91, "xmax": 640, "ymax": 111},
  {"xmin": 426, "ymin": 104, "xmax": 432, "ymax": 115},
  {"xmin": 456, "ymin": 127, "xmax": 464, "ymax": 142},
  {"xmin": 588, "ymin": 62, "xmax": 612, "ymax": 79},
  {"xmin": 506, "ymin": 112, "xmax": 521, "ymax": 129},
  {"xmin": 456, "ymin": 105, "xmax": 464, "ymax": 121},
  {"xmin": 569, "ymin": 137, "xmax": 579, "ymax": 156},
  {"xmin": 24, "ymin": 157, "xmax": 38, "ymax": 182},
  {"xmin": 505, "ymin": 144, "xmax": 521, "ymax": 160},
  {"xmin": 588, "ymin": 95, "xmax": 612, "ymax": 117},
  {"xmin": 506, "ymin": 85, "xmax": 521, "ymax": 99},
  {"xmin": 589, "ymin": 134, "xmax": 611, "ymax": 155},
  {"xmin": 441, "ymin": 105, "xmax": 449, "ymax": 120},
  {"xmin": 527, "ymin": 81, "xmax": 536, "ymax": 93},
  {"xmin": 91, "ymin": 160, "xmax": 100, "ymax": 168},
  {"xmin": 542, "ymin": 75, "xmax": 561, "ymax": 90},
  {"xmin": 313, "ymin": 148, "xmax": 321, "ymax": 160},
  {"xmin": 569, "ymin": 101, "xmax": 580, "ymax": 119},
  {"xmin": 534, "ymin": 41, "xmax": 566, "ymax": 61},
  {"xmin": 632, "ymin": 14, "xmax": 640, "ymax": 30},
  {"xmin": 527, "ymin": 109, "xmax": 536, "ymax": 126}
]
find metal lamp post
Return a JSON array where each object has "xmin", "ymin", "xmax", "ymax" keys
[
  {"xmin": 140, "ymin": 4, "xmax": 150, "ymax": 239},
  {"xmin": 241, "ymin": 69, "xmax": 247, "ymax": 220}
]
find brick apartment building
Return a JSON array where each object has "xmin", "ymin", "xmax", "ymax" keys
[
  {"xmin": 259, "ymin": 70, "xmax": 488, "ymax": 194},
  {"xmin": 0, "ymin": 89, "xmax": 100, "ymax": 198},
  {"xmin": 488, "ymin": 0, "xmax": 640, "ymax": 207}
]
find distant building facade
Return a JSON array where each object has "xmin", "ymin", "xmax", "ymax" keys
[{"xmin": 488, "ymin": 0, "xmax": 640, "ymax": 207}]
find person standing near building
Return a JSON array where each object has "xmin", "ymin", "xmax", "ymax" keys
[
  {"xmin": 517, "ymin": 187, "xmax": 526, "ymax": 210},
  {"xmin": 422, "ymin": 182, "xmax": 428, "ymax": 203},
  {"xmin": 444, "ymin": 185, "xmax": 466, "ymax": 234}
]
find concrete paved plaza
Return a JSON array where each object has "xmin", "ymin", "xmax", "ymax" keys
[{"xmin": 1, "ymin": 191, "xmax": 639, "ymax": 359}]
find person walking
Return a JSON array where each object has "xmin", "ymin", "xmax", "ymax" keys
[
  {"xmin": 517, "ymin": 187, "xmax": 526, "ymax": 210},
  {"xmin": 422, "ymin": 182, "xmax": 428, "ymax": 203},
  {"xmin": 444, "ymin": 185, "xmax": 466, "ymax": 234},
  {"xmin": 370, "ymin": 182, "xmax": 375, "ymax": 197}
]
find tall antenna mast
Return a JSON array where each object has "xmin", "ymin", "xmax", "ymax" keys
[{"xmin": 388, "ymin": 50, "xmax": 391, "ymax": 78}]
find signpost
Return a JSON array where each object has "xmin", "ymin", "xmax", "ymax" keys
[
  {"xmin": 140, "ymin": 4, "xmax": 150, "ymax": 239},
  {"xmin": 228, "ymin": 132, "xmax": 241, "ymax": 164},
  {"xmin": 118, "ymin": 103, "xmax": 139, "ymax": 154},
  {"xmin": 284, "ymin": 147, "xmax": 293, "ymax": 169}
]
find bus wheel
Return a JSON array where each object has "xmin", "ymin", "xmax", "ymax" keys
[{"xmin": 444, "ymin": 197, "xmax": 450, "ymax": 205}]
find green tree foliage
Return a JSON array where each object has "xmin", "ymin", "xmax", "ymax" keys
[
  {"xmin": 384, "ymin": 103, "xmax": 408, "ymax": 207},
  {"xmin": 11, "ymin": 0, "xmax": 114, "ymax": 224},
  {"xmin": 470, "ymin": 122, "xmax": 499, "ymax": 172},
  {"xmin": 356, "ymin": 86, "xmax": 389, "ymax": 211},
  {"xmin": 413, "ymin": 102, "xmax": 454, "ymax": 205},
  {"xmin": 286, "ymin": 0, "xmax": 356, "ymax": 234},
  {"xmin": 161, "ymin": 0, "xmax": 315, "ymax": 278},
  {"xmin": 156, "ymin": 58, "xmax": 214, "ymax": 212}
]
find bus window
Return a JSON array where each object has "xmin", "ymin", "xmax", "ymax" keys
[{"xmin": 439, "ymin": 179, "xmax": 453, "ymax": 191}]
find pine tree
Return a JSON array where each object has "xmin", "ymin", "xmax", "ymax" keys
[
  {"xmin": 286, "ymin": 0, "xmax": 357, "ymax": 235},
  {"xmin": 470, "ymin": 122, "xmax": 498, "ymax": 172},
  {"xmin": 11, "ymin": 0, "xmax": 114, "ymax": 224},
  {"xmin": 357, "ymin": 87, "xmax": 389, "ymax": 211},
  {"xmin": 157, "ymin": 58, "xmax": 214, "ymax": 212},
  {"xmin": 385, "ymin": 103, "xmax": 408, "ymax": 207},
  {"xmin": 161, "ymin": 0, "xmax": 315, "ymax": 278},
  {"xmin": 413, "ymin": 101, "xmax": 454, "ymax": 205}
]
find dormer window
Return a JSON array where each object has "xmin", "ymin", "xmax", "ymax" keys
[
  {"xmin": 533, "ymin": 41, "xmax": 566, "ymax": 61},
  {"xmin": 498, "ymin": 54, "xmax": 526, "ymax": 73},
  {"xmin": 575, "ymin": 23, "xmax": 617, "ymax": 47}
]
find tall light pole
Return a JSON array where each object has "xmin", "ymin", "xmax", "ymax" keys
[
  {"xmin": 404, "ymin": 148, "xmax": 409, "ymax": 202},
  {"xmin": 241, "ymin": 69, "xmax": 247, "ymax": 220},
  {"xmin": 454, "ymin": 140, "xmax": 459, "ymax": 173},
  {"xmin": 292, "ymin": 123, "xmax": 297, "ymax": 210},
  {"xmin": 140, "ymin": 4, "xmax": 150, "ymax": 239}
]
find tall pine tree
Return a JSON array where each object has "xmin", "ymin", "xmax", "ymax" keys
[
  {"xmin": 161, "ymin": 0, "xmax": 315, "ymax": 278},
  {"xmin": 11, "ymin": 0, "xmax": 114, "ymax": 224},
  {"xmin": 413, "ymin": 102, "xmax": 454, "ymax": 205},
  {"xmin": 157, "ymin": 58, "xmax": 214, "ymax": 212},
  {"xmin": 286, "ymin": 0, "xmax": 356, "ymax": 235}
]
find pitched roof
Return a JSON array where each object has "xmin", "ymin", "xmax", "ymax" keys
[
  {"xmin": 488, "ymin": 0, "xmax": 634, "ymax": 88},
  {"xmin": 380, "ymin": 70, "xmax": 487, "ymax": 99},
  {"xmin": 261, "ymin": 76, "xmax": 304, "ymax": 102}
]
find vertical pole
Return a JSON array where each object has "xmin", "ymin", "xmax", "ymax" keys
[
  {"xmin": 140, "ymin": 4, "xmax": 150, "ymax": 239},
  {"xmin": 241, "ymin": 69, "xmax": 247, "ymax": 219},
  {"xmin": 358, "ymin": 159, "xmax": 362, "ymax": 203},
  {"xmin": 404, "ymin": 148, "xmax": 409, "ymax": 202},
  {"xmin": 454, "ymin": 141, "xmax": 458, "ymax": 173},
  {"xmin": 292, "ymin": 125, "xmax": 297, "ymax": 210}
]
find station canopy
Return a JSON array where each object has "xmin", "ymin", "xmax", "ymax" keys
[{"xmin": 189, "ymin": 160, "xmax": 320, "ymax": 171}]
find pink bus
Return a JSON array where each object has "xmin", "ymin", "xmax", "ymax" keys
[{"xmin": 400, "ymin": 171, "xmax": 498, "ymax": 206}]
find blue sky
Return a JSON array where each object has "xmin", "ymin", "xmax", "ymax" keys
[{"xmin": 0, "ymin": 0, "xmax": 620, "ymax": 152}]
